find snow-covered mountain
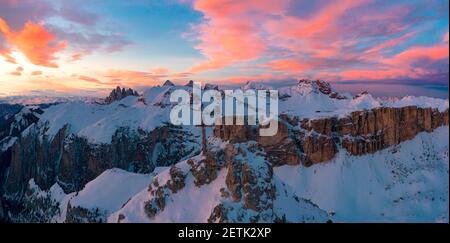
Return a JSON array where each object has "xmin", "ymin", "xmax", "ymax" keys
[{"xmin": 0, "ymin": 80, "xmax": 448, "ymax": 223}]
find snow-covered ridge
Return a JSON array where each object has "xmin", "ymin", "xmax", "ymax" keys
[
  {"xmin": 278, "ymin": 80, "xmax": 448, "ymax": 118},
  {"xmin": 31, "ymin": 80, "xmax": 449, "ymax": 144}
]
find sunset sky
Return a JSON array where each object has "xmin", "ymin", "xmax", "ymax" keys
[{"xmin": 0, "ymin": 0, "xmax": 448, "ymax": 97}]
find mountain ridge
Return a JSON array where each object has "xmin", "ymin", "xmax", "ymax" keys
[{"xmin": 0, "ymin": 80, "xmax": 448, "ymax": 222}]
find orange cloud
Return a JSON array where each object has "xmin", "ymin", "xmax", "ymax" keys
[
  {"xmin": 0, "ymin": 17, "xmax": 66, "ymax": 68},
  {"xmin": 9, "ymin": 72, "xmax": 21, "ymax": 76},
  {"xmin": 151, "ymin": 67, "xmax": 169, "ymax": 74},
  {"xmin": 104, "ymin": 70, "xmax": 166, "ymax": 86},
  {"xmin": 0, "ymin": 48, "xmax": 16, "ymax": 64},
  {"xmin": 8, "ymin": 66, "xmax": 23, "ymax": 76},
  {"xmin": 78, "ymin": 75, "xmax": 106, "ymax": 85},
  {"xmin": 31, "ymin": 71, "xmax": 43, "ymax": 76}
]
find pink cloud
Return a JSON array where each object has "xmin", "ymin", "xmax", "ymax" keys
[
  {"xmin": 188, "ymin": 0, "xmax": 372, "ymax": 74},
  {"xmin": 364, "ymin": 31, "xmax": 417, "ymax": 56},
  {"xmin": 266, "ymin": 0, "xmax": 367, "ymax": 40},
  {"xmin": 338, "ymin": 43, "xmax": 449, "ymax": 81},
  {"xmin": 70, "ymin": 52, "xmax": 85, "ymax": 62},
  {"xmin": 383, "ymin": 44, "xmax": 449, "ymax": 67},
  {"xmin": 187, "ymin": 0, "xmax": 449, "ymax": 86},
  {"xmin": 190, "ymin": 0, "xmax": 289, "ymax": 73},
  {"xmin": 78, "ymin": 75, "xmax": 105, "ymax": 85},
  {"xmin": 263, "ymin": 59, "xmax": 313, "ymax": 73},
  {"xmin": 104, "ymin": 70, "xmax": 167, "ymax": 86},
  {"xmin": 339, "ymin": 68, "xmax": 411, "ymax": 81},
  {"xmin": 151, "ymin": 67, "xmax": 170, "ymax": 75}
]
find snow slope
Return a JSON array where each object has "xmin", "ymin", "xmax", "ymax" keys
[
  {"xmin": 29, "ymin": 169, "xmax": 154, "ymax": 222},
  {"xmin": 275, "ymin": 126, "xmax": 449, "ymax": 222},
  {"xmin": 107, "ymin": 154, "xmax": 328, "ymax": 223},
  {"xmin": 68, "ymin": 168, "xmax": 153, "ymax": 215},
  {"xmin": 107, "ymin": 155, "xmax": 227, "ymax": 223}
]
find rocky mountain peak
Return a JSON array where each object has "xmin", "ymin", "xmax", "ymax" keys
[
  {"xmin": 296, "ymin": 79, "xmax": 346, "ymax": 99},
  {"xmin": 241, "ymin": 81, "xmax": 272, "ymax": 90},
  {"xmin": 353, "ymin": 91, "xmax": 369, "ymax": 99},
  {"xmin": 163, "ymin": 80, "xmax": 175, "ymax": 87},
  {"xmin": 204, "ymin": 83, "xmax": 219, "ymax": 90},
  {"xmin": 184, "ymin": 80, "xmax": 194, "ymax": 87},
  {"xmin": 104, "ymin": 86, "xmax": 139, "ymax": 104}
]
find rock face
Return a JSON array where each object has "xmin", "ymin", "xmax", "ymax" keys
[
  {"xmin": 104, "ymin": 86, "xmax": 139, "ymax": 104},
  {"xmin": 209, "ymin": 142, "xmax": 277, "ymax": 223},
  {"xmin": 213, "ymin": 123, "xmax": 257, "ymax": 143},
  {"xmin": 257, "ymin": 118, "xmax": 302, "ymax": 166},
  {"xmin": 214, "ymin": 106, "xmax": 449, "ymax": 167},
  {"xmin": 301, "ymin": 106, "xmax": 449, "ymax": 159},
  {"xmin": 1, "ymin": 123, "xmax": 200, "ymax": 221},
  {"xmin": 0, "ymin": 106, "xmax": 42, "ymax": 222},
  {"xmin": 188, "ymin": 152, "xmax": 219, "ymax": 187}
]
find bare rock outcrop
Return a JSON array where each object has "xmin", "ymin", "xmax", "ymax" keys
[
  {"xmin": 104, "ymin": 86, "xmax": 139, "ymax": 104},
  {"xmin": 214, "ymin": 106, "xmax": 448, "ymax": 167},
  {"xmin": 188, "ymin": 152, "xmax": 219, "ymax": 187},
  {"xmin": 210, "ymin": 143, "xmax": 277, "ymax": 222},
  {"xmin": 144, "ymin": 165, "xmax": 187, "ymax": 219},
  {"xmin": 298, "ymin": 79, "xmax": 347, "ymax": 100},
  {"xmin": 301, "ymin": 106, "xmax": 449, "ymax": 159},
  {"xmin": 65, "ymin": 201, "xmax": 106, "ymax": 223},
  {"xmin": 213, "ymin": 123, "xmax": 256, "ymax": 143}
]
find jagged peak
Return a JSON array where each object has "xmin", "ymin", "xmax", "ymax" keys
[
  {"xmin": 297, "ymin": 79, "xmax": 331, "ymax": 93},
  {"xmin": 163, "ymin": 80, "xmax": 175, "ymax": 86},
  {"xmin": 104, "ymin": 86, "xmax": 139, "ymax": 104},
  {"xmin": 293, "ymin": 79, "xmax": 346, "ymax": 99},
  {"xmin": 204, "ymin": 83, "xmax": 219, "ymax": 90},
  {"xmin": 184, "ymin": 80, "xmax": 194, "ymax": 87},
  {"xmin": 353, "ymin": 91, "xmax": 369, "ymax": 99},
  {"xmin": 241, "ymin": 81, "xmax": 272, "ymax": 90}
]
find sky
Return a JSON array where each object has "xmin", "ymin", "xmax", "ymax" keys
[{"xmin": 0, "ymin": 0, "xmax": 448, "ymax": 98}]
